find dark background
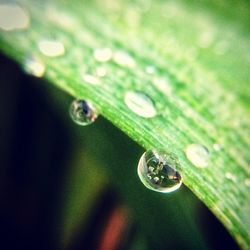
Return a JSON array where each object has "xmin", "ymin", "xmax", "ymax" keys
[{"xmin": 0, "ymin": 53, "xmax": 239, "ymax": 250}]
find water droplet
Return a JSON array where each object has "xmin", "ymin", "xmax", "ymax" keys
[
  {"xmin": 152, "ymin": 76, "xmax": 172, "ymax": 96},
  {"xmin": 124, "ymin": 91, "xmax": 157, "ymax": 118},
  {"xmin": 137, "ymin": 149, "xmax": 182, "ymax": 193},
  {"xmin": 225, "ymin": 172, "xmax": 236, "ymax": 182},
  {"xmin": 185, "ymin": 144, "xmax": 209, "ymax": 168},
  {"xmin": 93, "ymin": 48, "xmax": 112, "ymax": 62},
  {"xmin": 113, "ymin": 51, "xmax": 136, "ymax": 68},
  {"xmin": 0, "ymin": 3, "xmax": 30, "ymax": 31},
  {"xmin": 82, "ymin": 74, "xmax": 100, "ymax": 85},
  {"xmin": 244, "ymin": 178, "xmax": 250, "ymax": 187},
  {"xmin": 81, "ymin": 66, "xmax": 107, "ymax": 85},
  {"xmin": 24, "ymin": 55, "xmax": 45, "ymax": 77},
  {"xmin": 38, "ymin": 39, "xmax": 65, "ymax": 57},
  {"xmin": 69, "ymin": 100, "xmax": 98, "ymax": 126}
]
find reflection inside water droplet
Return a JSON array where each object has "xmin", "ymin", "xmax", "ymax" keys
[
  {"xmin": 24, "ymin": 55, "xmax": 45, "ymax": 77},
  {"xmin": 0, "ymin": 3, "xmax": 30, "ymax": 31},
  {"xmin": 69, "ymin": 100, "xmax": 98, "ymax": 126},
  {"xmin": 124, "ymin": 91, "xmax": 157, "ymax": 118},
  {"xmin": 38, "ymin": 39, "xmax": 65, "ymax": 57},
  {"xmin": 185, "ymin": 144, "xmax": 209, "ymax": 168},
  {"xmin": 137, "ymin": 149, "xmax": 182, "ymax": 193}
]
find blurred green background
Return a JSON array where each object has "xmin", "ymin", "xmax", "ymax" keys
[{"xmin": 0, "ymin": 53, "xmax": 240, "ymax": 250}]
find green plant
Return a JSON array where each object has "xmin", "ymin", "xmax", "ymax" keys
[{"xmin": 0, "ymin": 0, "xmax": 249, "ymax": 249}]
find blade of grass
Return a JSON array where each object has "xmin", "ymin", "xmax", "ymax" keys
[{"xmin": 0, "ymin": 0, "xmax": 249, "ymax": 248}]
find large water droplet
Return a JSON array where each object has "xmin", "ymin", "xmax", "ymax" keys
[
  {"xmin": 38, "ymin": 39, "xmax": 65, "ymax": 57},
  {"xmin": 185, "ymin": 144, "xmax": 209, "ymax": 168},
  {"xmin": 137, "ymin": 149, "xmax": 182, "ymax": 193},
  {"xmin": 93, "ymin": 48, "xmax": 112, "ymax": 62},
  {"xmin": 0, "ymin": 3, "xmax": 30, "ymax": 31},
  {"xmin": 69, "ymin": 100, "xmax": 98, "ymax": 126},
  {"xmin": 124, "ymin": 91, "xmax": 157, "ymax": 118},
  {"xmin": 24, "ymin": 55, "xmax": 45, "ymax": 77}
]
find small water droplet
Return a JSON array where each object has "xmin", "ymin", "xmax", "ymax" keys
[
  {"xmin": 81, "ymin": 66, "xmax": 107, "ymax": 85},
  {"xmin": 137, "ymin": 149, "xmax": 182, "ymax": 193},
  {"xmin": 185, "ymin": 144, "xmax": 209, "ymax": 168},
  {"xmin": 82, "ymin": 74, "xmax": 100, "ymax": 85},
  {"xmin": 24, "ymin": 55, "xmax": 45, "ymax": 77},
  {"xmin": 113, "ymin": 51, "xmax": 136, "ymax": 68},
  {"xmin": 0, "ymin": 3, "xmax": 30, "ymax": 31},
  {"xmin": 244, "ymin": 178, "xmax": 250, "ymax": 187},
  {"xmin": 225, "ymin": 172, "xmax": 236, "ymax": 182},
  {"xmin": 93, "ymin": 48, "xmax": 112, "ymax": 62},
  {"xmin": 124, "ymin": 91, "xmax": 157, "ymax": 118},
  {"xmin": 38, "ymin": 39, "xmax": 65, "ymax": 57},
  {"xmin": 69, "ymin": 100, "xmax": 98, "ymax": 126},
  {"xmin": 152, "ymin": 76, "xmax": 172, "ymax": 96}
]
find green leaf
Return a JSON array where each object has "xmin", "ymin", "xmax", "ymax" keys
[{"xmin": 0, "ymin": 0, "xmax": 249, "ymax": 248}]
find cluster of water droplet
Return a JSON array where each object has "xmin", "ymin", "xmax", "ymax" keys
[{"xmin": 2, "ymin": 2, "xmax": 236, "ymax": 195}]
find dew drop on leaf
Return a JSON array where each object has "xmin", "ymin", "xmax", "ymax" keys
[
  {"xmin": 82, "ymin": 73, "xmax": 100, "ymax": 85},
  {"xmin": 225, "ymin": 172, "xmax": 236, "ymax": 182},
  {"xmin": 137, "ymin": 149, "xmax": 182, "ymax": 193},
  {"xmin": 124, "ymin": 91, "xmax": 157, "ymax": 118},
  {"xmin": 69, "ymin": 100, "xmax": 98, "ymax": 126},
  {"xmin": 24, "ymin": 55, "xmax": 45, "ymax": 77},
  {"xmin": 38, "ymin": 39, "xmax": 65, "ymax": 57},
  {"xmin": 0, "ymin": 3, "xmax": 30, "ymax": 31},
  {"xmin": 185, "ymin": 144, "xmax": 209, "ymax": 168},
  {"xmin": 113, "ymin": 50, "xmax": 136, "ymax": 68},
  {"xmin": 93, "ymin": 48, "xmax": 112, "ymax": 62}
]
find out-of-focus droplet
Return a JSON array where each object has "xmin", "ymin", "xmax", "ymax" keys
[
  {"xmin": 185, "ymin": 144, "xmax": 209, "ymax": 168},
  {"xmin": 225, "ymin": 172, "xmax": 236, "ymax": 182},
  {"xmin": 69, "ymin": 100, "xmax": 98, "ymax": 126},
  {"xmin": 0, "ymin": 3, "xmax": 30, "ymax": 31},
  {"xmin": 38, "ymin": 39, "xmax": 65, "ymax": 57},
  {"xmin": 137, "ymin": 149, "xmax": 182, "ymax": 193},
  {"xmin": 124, "ymin": 91, "xmax": 157, "ymax": 118},
  {"xmin": 93, "ymin": 48, "xmax": 112, "ymax": 62},
  {"xmin": 82, "ymin": 74, "xmax": 100, "ymax": 85},
  {"xmin": 113, "ymin": 51, "xmax": 136, "ymax": 68},
  {"xmin": 24, "ymin": 55, "xmax": 45, "ymax": 77}
]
